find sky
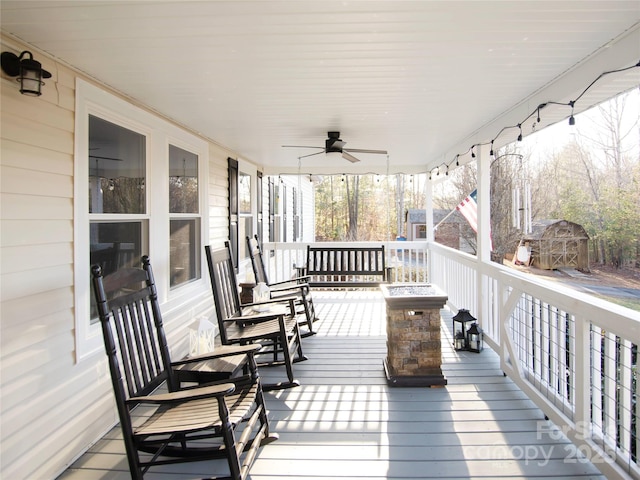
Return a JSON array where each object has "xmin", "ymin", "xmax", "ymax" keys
[{"xmin": 522, "ymin": 87, "xmax": 639, "ymax": 167}]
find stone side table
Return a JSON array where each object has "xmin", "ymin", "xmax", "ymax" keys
[{"xmin": 381, "ymin": 284, "xmax": 448, "ymax": 387}]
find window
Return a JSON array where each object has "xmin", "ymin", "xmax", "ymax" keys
[
  {"xmin": 239, "ymin": 172, "xmax": 253, "ymax": 259},
  {"xmin": 89, "ymin": 115, "xmax": 146, "ymax": 215},
  {"xmin": 268, "ymin": 178, "xmax": 275, "ymax": 242},
  {"xmin": 169, "ymin": 145, "xmax": 200, "ymax": 288},
  {"xmin": 228, "ymin": 158, "xmax": 239, "ymax": 265},
  {"xmin": 282, "ymin": 184, "xmax": 287, "ymax": 242},
  {"xmin": 88, "ymin": 115, "xmax": 148, "ymax": 319},
  {"xmin": 75, "ymin": 80, "xmax": 208, "ymax": 361},
  {"xmin": 293, "ymin": 187, "xmax": 299, "ymax": 241},
  {"xmin": 256, "ymin": 171, "xmax": 263, "ymax": 242},
  {"xmin": 228, "ymin": 159, "xmax": 258, "ymax": 266}
]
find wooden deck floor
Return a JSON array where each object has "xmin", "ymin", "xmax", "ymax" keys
[{"xmin": 59, "ymin": 290, "xmax": 606, "ymax": 479}]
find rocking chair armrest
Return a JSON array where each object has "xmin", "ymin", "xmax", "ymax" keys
[
  {"xmin": 171, "ymin": 344, "xmax": 261, "ymax": 366},
  {"xmin": 233, "ymin": 311, "xmax": 284, "ymax": 327},
  {"xmin": 242, "ymin": 297, "xmax": 297, "ymax": 317},
  {"xmin": 268, "ymin": 278, "xmax": 310, "ymax": 288},
  {"xmin": 127, "ymin": 382, "xmax": 236, "ymax": 405},
  {"xmin": 268, "ymin": 282, "xmax": 310, "ymax": 294},
  {"xmin": 235, "ymin": 297, "xmax": 296, "ymax": 326},
  {"xmin": 242, "ymin": 296, "xmax": 297, "ymax": 308}
]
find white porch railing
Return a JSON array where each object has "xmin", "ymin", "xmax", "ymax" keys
[
  {"xmin": 264, "ymin": 240, "xmax": 640, "ymax": 480},
  {"xmin": 261, "ymin": 241, "xmax": 429, "ymax": 284},
  {"xmin": 430, "ymin": 241, "xmax": 640, "ymax": 480}
]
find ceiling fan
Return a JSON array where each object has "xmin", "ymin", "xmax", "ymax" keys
[{"xmin": 283, "ymin": 131, "xmax": 387, "ymax": 163}]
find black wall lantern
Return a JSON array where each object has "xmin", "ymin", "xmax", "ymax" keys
[
  {"xmin": 466, "ymin": 323, "xmax": 484, "ymax": 353},
  {"xmin": 452, "ymin": 308, "xmax": 476, "ymax": 351},
  {"xmin": 1, "ymin": 50, "xmax": 51, "ymax": 97}
]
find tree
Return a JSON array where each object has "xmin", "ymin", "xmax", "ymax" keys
[
  {"xmin": 525, "ymin": 89, "xmax": 640, "ymax": 268},
  {"xmin": 315, "ymin": 173, "xmax": 415, "ymax": 241},
  {"xmin": 396, "ymin": 174, "xmax": 405, "ymax": 238},
  {"xmin": 345, "ymin": 175, "xmax": 360, "ymax": 240}
]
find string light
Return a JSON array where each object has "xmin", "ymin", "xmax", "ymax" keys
[
  {"xmin": 428, "ymin": 59, "xmax": 639, "ymax": 177},
  {"xmin": 275, "ymin": 61, "xmax": 638, "ymax": 183},
  {"xmin": 568, "ymin": 100, "xmax": 575, "ymax": 126}
]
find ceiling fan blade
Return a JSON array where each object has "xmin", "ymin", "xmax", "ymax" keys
[
  {"xmin": 282, "ymin": 145, "xmax": 324, "ymax": 149},
  {"xmin": 299, "ymin": 150, "xmax": 326, "ymax": 159},
  {"xmin": 342, "ymin": 151, "xmax": 361, "ymax": 163},
  {"xmin": 344, "ymin": 148, "xmax": 388, "ymax": 155}
]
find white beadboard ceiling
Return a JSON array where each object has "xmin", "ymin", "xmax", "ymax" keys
[{"xmin": 1, "ymin": 1, "xmax": 639, "ymax": 175}]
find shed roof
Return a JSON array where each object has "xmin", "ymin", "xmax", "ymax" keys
[{"xmin": 523, "ymin": 219, "xmax": 589, "ymax": 241}]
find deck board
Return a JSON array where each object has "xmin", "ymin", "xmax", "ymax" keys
[{"xmin": 58, "ymin": 290, "xmax": 606, "ymax": 479}]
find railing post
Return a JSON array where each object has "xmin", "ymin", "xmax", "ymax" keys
[{"xmin": 572, "ymin": 314, "xmax": 590, "ymax": 445}]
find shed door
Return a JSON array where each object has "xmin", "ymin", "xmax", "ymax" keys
[{"xmin": 550, "ymin": 239, "xmax": 579, "ymax": 268}]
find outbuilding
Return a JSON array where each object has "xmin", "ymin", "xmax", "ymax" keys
[{"xmin": 523, "ymin": 219, "xmax": 590, "ymax": 270}]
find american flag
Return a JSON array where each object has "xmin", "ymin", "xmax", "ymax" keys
[
  {"xmin": 456, "ymin": 189, "xmax": 478, "ymax": 232},
  {"xmin": 456, "ymin": 189, "xmax": 493, "ymax": 250}
]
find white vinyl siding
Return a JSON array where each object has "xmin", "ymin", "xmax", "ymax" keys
[
  {"xmin": 0, "ymin": 36, "xmax": 238, "ymax": 479},
  {"xmin": 0, "ymin": 40, "xmax": 105, "ymax": 480}
]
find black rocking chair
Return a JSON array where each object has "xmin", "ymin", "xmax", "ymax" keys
[
  {"xmin": 247, "ymin": 235, "xmax": 318, "ymax": 336},
  {"xmin": 205, "ymin": 242, "xmax": 306, "ymax": 391},
  {"xmin": 91, "ymin": 256, "xmax": 276, "ymax": 479}
]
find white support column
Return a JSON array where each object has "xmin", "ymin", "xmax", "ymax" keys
[
  {"xmin": 425, "ymin": 177, "xmax": 434, "ymax": 243},
  {"xmin": 426, "ymin": 175, "xmax": 434, "ymax": 284},
  {"xmin": 476, "ymin": 144, "xmax": 491, "ymax": 333},
  {"xmin": 477, "ymin": 143, "xmax": 492, "ymax": 262}
]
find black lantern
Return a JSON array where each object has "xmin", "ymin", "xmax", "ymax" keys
[
  {"xmin": 467, "ymin": 323, "xmax": 484, "ymax": 353},
  {"xmin": 452, "ymin": 308, "xmax": 476, "ymax": 351},
  {"xmin": 1, "ymin": 50, "xmax": 52, "ymax": 97}
]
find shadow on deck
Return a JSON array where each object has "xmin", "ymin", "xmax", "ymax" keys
[{"xmin": 59, "ymin": 290, "xmax": 605, "ymax": 479}]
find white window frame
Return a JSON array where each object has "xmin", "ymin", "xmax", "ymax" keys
[
  {"xmin": 74, "ymin": 79, "xmax": 209, "ymax": 362},
  {"xmin": 236, "ymin": 159, "xmax": 258, "ymax": 275},
  {"xmin": 167, "ymin": 137, "xmax": 204, "ymax": 290}
]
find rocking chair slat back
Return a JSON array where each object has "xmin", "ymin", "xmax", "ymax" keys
[{"xmin": 93, "ymin": 260, "xmax": 175, "ymax": 401}]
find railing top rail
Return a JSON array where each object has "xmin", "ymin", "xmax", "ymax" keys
[
  {"xmin": 501, "ymin": 268, "xmax": 640, "ymax": 340},
  {"xmin": 264, "ymin": 240, "xmax": 428, "ymax": 249}
]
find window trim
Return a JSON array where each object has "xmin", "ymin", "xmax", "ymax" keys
[
  {"xmin": 74, "ymin": 79, "xmax": 209, "ymax": 362},
  {"xmin": 167, "ymin": 138, "xmax": 204, "ymax": 291}
]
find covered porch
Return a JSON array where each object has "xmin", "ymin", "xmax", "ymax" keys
[
  {"xmin": 2, "ymin": 3, "xmax": 640, "ymax": 479},
  {"xmin": 61, "ymin": 287, "xmax": 606, "ymax": 479}
]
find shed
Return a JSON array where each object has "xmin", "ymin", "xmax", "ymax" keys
[{"xmin": 523, "ymin": 220, "xmax": 590, "ymax": 270}]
